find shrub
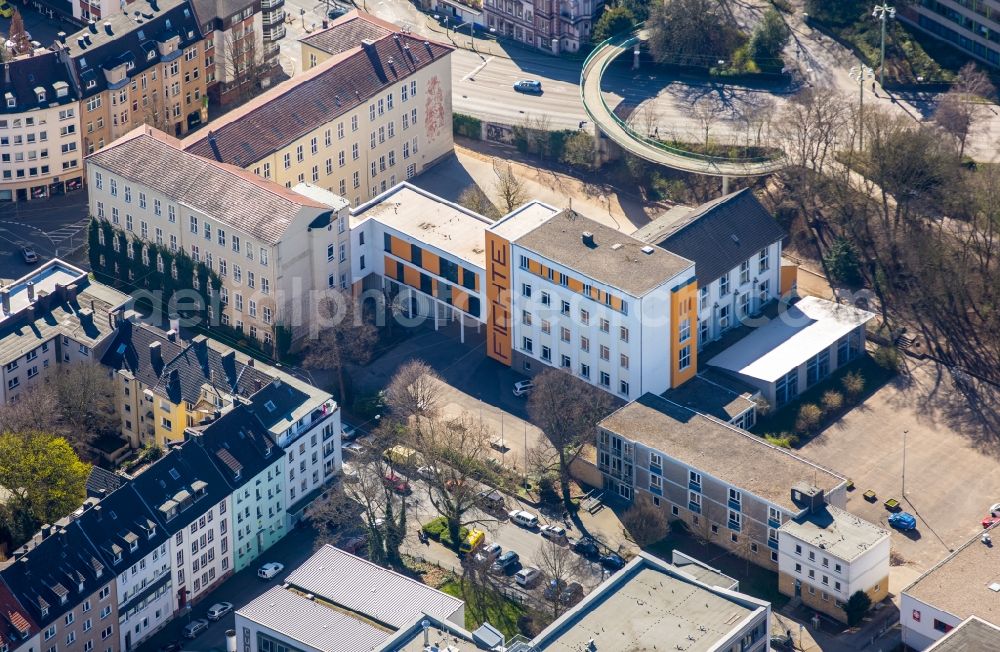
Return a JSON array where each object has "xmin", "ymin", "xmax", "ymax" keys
[
  {"xmin": 422, "ymin": 517, "xmax": 469, "ymax": 549},
  {"xmin": 821, "ymin": 390, "xmax": 844, "ymax": 414},
  {"xmin": 538, "ymin": 474, "xmax": 561, "ymax": 506},
  {"xmin": 794, "ymin": 403, "xmax": 823, "ymax": 434},
  {"xmin": 842, "ymin": 371, "xmax": 866, "ymax": 399},
  {"xmin": 872, "ymin": 345, "xmax": 902, "ymax": 372},
  {"xmin": 845, "ymin": 590, "xmax": 873, "ymax": 626},
  {"xmin": 824, "ymin": 238, "xmax": 863, "ymax": 286},
  {"xmin": 764, "ymin": 433, "xmax": 798, "ymax": 448}
]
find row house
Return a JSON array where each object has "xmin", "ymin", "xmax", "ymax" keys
[
  {"xmin": 482, "ymin": 0, "xmax": 601, "ymax": 53},
  {"xmin": 596, "ymin": 393, "xmax": 889, "ymax": 623},
  {"xmin": 86, "ymin": 127, "xmax": 350, "ymax": 349},
  {"xmin": 183, "ymin": 10, "xmax": 454, "ymax": 208},
  {"xmin": 64, "ymin": 0, "xmax": 208, "ymax": 155},
  {"xmin": 1, "ymin": 51, "xmax": 83, "ymax": 203}
]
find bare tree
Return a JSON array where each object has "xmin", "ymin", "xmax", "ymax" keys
[
  {"xmin": 637, "ymin": 103, "xmax": 659, "ymax": 138},
  {"xmin": 457, "ymin": 186, "xmax": 501, "ymax": 219},
  {"xmin": 494, "ymin": 164, "xmax": 527, "ymax": 214},
  {"xmin": 303, "ymin": 291, "xmax": 379, "ymax": 402},
  {"xmin": 222, "ymin": 30, "xmax": 273, "ymax": 106},
  {"xmin": 933, "ymin": 62, "xmax": 996, "ymax": 159},
  {"xmin": 141, "ymin": 89, "xmax": 174, "ymax": 134},
  {"xmin": 536, "ymin": 539, "xmax": 584, "ymax": 618},
  {"xmin": 527, "ymin": 369, "xmax": 614, "ymax": 508},
  {"xmin": 385, "ymin": 359, "xmax": 443, "ymax": 421},
  {"xmin": 306, "ymin": 485, "xmax": 363, "ymax": 549},
  {"xmin": 692, "ymin": 97, "xmax": 721, "ymax": 148},
  {"xmin": 773, "ymin": 87, "xmax": 851, "ymax": 174},
  {"xmin": 518, "ymin": 113, "xmax": 553, "ymax": 160},
  {"xmin": 621, "ymin": 494, "xmax": 668, "ymax": 547}
]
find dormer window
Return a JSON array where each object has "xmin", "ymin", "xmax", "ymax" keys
[
  {"xmin": 59, "ymin": 595, "xmax": 67, "ymax": 605},
  {"xmin": 148, "ymin": 525, "xmax": 156, "ymax": 539},
  {"xmin": 147, "ymin": 50, "xmax": 156, "ymax": 60},
  {"xmin": 40, "ymin": 607, "xmax": 48, "ymax": 618},
  {"xmin": 35, "ymin": 88, "xmax": 46, "ymax": 103},
  {"xmin": 125, "ymin": 60, "xmax": 135, "ymax": 71},
  {"xmin": 78, "ymin": 581, "xmax": 84, "ymax": 592},
  {"xmin": 113, "ymin": 552, "xmax": 122, "ymax": 564},
  {"xmin": 4, "ymin": 93, "xmax": 14, "ymax": 109},
  {"xmin": 264, "ymin": 400, "xmax": 276, "ymax": 413},
  {"xmin": 86, "ymin": 80, "xmax": 96, "ymax": 89},
  {"xmin": 129, "ymin": 540, "xmax": 138, "ymax": 552}
]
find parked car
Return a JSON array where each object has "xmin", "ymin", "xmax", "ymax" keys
[
  {"xmin": 512, "ymin": 379, "xmax": 534, "ymax": 396},
  {"xmin": 543, "ymin": 579, "xmax": 566, "ymax": 600},
  {"xmin": 340, "ymin": 534, "xmax": 368, "ymax": 555},
  {"xmin": 512, "ymin": 80, "xmax": 542, "ymax": 94},
  {"xmin": 508, "ymin": 509, "xmax": 539, "ymax": 529},
  {"xmin": 888, "ymin": 512, "xmax": 917, "ymax": 531},
  {"xmin": 341, "ymin": 424, "xmax": 359, "ymax": 441},
  {"xmin": 490, "ymin": 551, "xmax": 520, "ymax": 574},
  {"xmin": 599, "ymin": 553, "xmax": 626, "ymax": 571},
  {"xmin": 182, "ymin": 619, "xmax": 209, "ymax": 639},
  {"xmin": 417, "ymin": 465, "xmax": 440, "ymax": 481},
  {"xmin": 539, "ymin": 524, "xmax": 567, "ymax": 542},
  {"xmin": 572, "ymin": 536, "xmax": 600, "ymax": 558},
  {"xmin": 459, "ymin": 529, "xmax": 486, "ymax": 556},
  {"xmin": 560, "ymin": 582, "xmax": 584, "ymax": 605},
  {"xmin": 515, "ymin": 567, "xmax": 542, "ymax": 587},
  {"xmin": 474, "ymin": 542, "xmax": 503, "ymax": 564},
  {"xmin": 990, "ymin": 502, "xmax": 1000, "ymax": 516},
  {"xmin": 327, "ymin": 5, "xmax": 348, "ymax": 18},
  {"xmin": 258, "ymin": 562, "xmax": 285, "ymax": 579},
  {"xmin": 20, "ymin": 246, "xmax": 38, "ymax": 264},
  {"xmin": 383, "ymin": 445, "xmax": 421, "ymax": 467},
  {"xmin": 159, "ymin": 641, "xmax": 182, "ymax": 652},
  {"xmin": 206, "ymin": 602, "xmax": 233, "ymax": 621},
  {"xmin": 983, "ymin": 516, "xmax": 1000, "ymax": 529},
  {"xmin": 383, "ymin": 472, "xmax": 411, "ymax": 495},
  {"xmin": 477, "ymin": 489, "xmax": 506, "ymax": 512}
]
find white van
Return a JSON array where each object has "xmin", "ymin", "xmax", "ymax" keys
[{"xmin": 508, "ymin": 509, "xmax": 539, "ymax": 528}]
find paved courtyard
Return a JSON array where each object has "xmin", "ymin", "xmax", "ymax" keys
[{"xmin": 799, "ymin": 357, "xmax": 1000, "ymax": 572}]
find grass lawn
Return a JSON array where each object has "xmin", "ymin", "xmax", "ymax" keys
[{"xmin": 439, "ymin": 578, "xmax": 526, "ymax": 639}]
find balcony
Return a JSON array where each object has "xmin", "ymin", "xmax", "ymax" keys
[
  {"xmin": 262, "ymin": 10, "xmax": 285, "ymax": 27},
  {"xmin": 263, "ymin": 25, "xmax": 286, "ymax": 42},
  {"xmin": 648, "ymin": 485, "xmax": 662, "ymax": 497},
  {"xmin": 728, "ymin": 498, "xmax": 742, "ymax": 511},
  {"xmin": 260, "ymin": 0, "xmax": 284, "ymax": 8},
  {"xmin": 728, "ymin": 519, "xmax": 742, "ymax": 532},
  {"xmin": 688, "ymin": 501, "xmax": 701, "ymax": 514},
  {"xmin": 649, "ymin": 464, "xmax": 662, "ymax": 476},
  {"xmin": 768, "ymin": 517, "xmax": 781, "ymax": 529},
  {"xmin": 768, "ymin": 538, "xmax": 779, "ymax": 550},
  {"xmin": 688, "ymin": 480, "xmax": 701, "ymax": 492}
]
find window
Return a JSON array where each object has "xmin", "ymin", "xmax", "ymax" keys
[
  {"xmin": 599, "ymin": 345, "xmax": 609, "ymax": 361},
  {"xmin": 522, "ymin": 310, "xmax": 532, "ymax": 326},
  {"xmin": 689, "ymin": 470, "xmax": 701, "ymax": 488},
  {"xmin": 579, "ymin": 363, "xmax": 590, "ymax": 379},
  {"xmin": 729, "ymin": 488, "xmax": 741, "ymax": 505},
  {"xmin": 560, "ymin": 300, "xmax": 570, "ymax": 316},
  {"xmin": 561, "ymin": 355, "xmax": 571, "ymax": 368},
  {"xmin": 541, "ymin": 345, "xmax": 551, "ymax": 362},
  {"xmin": 521, "ymin": 337, "xmax": 533, "ymax": 353},
  {"xmin": 619, "ymin": 380, "xmax": 629, "ymax": 395},
  {"xmin": 719, "ymin": 273, "xmax": 730, "ymax": 296},
  {"xmin": 740, "ymin": 259, "xmax": 751, "ymax": 284},
  {"xmin": 678, "ymin": 318, "xmax": 690, "ymax": 343},
  {"xmin": 560, "ymin": 327, "xmax": 571, "ymax": 342},
  {"xmin": 580, "ymin": 336, "xmax": 589, "ymax": 352},
  {"xmin": 678, "ymin": 345, "xmax": 691, "ymax": 370},
  {"xmin": 580, "ymin": 309, "xmax": 589, "ymax": 325},
  {"xmin": 521, "ymin": 283, "xmax": 532, "ymax": 298},
  {"xmin": 620, "ymin": 326, "xmax": 629, "ymax": 343},
  {"xmin": 599, "ymin": 371, "xmax": 610, "ymax": 387},
  {"xmin": 759, "ymin": 247, "xmax": 770, "ymax": 273}
]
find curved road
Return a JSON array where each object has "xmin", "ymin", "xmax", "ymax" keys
[{"xmin": 580, "ymin": 30, "xmax": 787, "ymax": 178}]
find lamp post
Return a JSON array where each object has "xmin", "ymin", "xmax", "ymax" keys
[
  {"xmin": 872, "ymin": 4, "xmax": 896, "ymax": 87},
  {"xmin": 849, "ymin": 64, "xmax": 874, "ymax": 149}
]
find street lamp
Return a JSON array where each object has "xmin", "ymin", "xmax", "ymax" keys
[
  {"xmin": 872, "ymin": 4, "xmax": 896, "ymax": 87},
  {"xmin": 849, "ymin": 64, "xmax": 874, "ymax": 149}
]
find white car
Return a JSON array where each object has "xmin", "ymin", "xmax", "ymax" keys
[
  {"xmin": 183, "ymin": 618, "xmax": 209, "ymax": 639},
  {"xmin": 991, "ymin": 503, "xmax": 1000, "ymax": 516},
  {"xmin": 540, "ymin": 524, "xmax": 567, "ymax": 541},
  {"xmin": 474, "ymin": 542, "xmax": 503, "ymax": 564},
  {"xmin": 515, "ymin": 566, "xmax": 542, "ymax": 587},
  {"xmin": 508, "ymin": 509, "xmax": 539, "ymax": 529},
  {"xmin": 417, "ymin": 465, "xmax": 440, "ymax": 481},
  {"xmin": 512, "ymin": 380, "xmax": 534, "ymax": 397},
  {"xmin": 258, "ymin": 562, "xmax": 284, "ymax": 579},
  {"xmin": 206, "ymin": 602, "xmax": 233, "ymax": 621}
]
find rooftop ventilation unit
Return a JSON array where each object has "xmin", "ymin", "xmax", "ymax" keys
[{"xmin": 640, "ymin": 245, "xmax": 655, "ymax": 255}]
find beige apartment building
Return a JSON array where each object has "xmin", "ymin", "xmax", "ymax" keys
[
  {"xmin": 86, "ymin": 126, "xmax": 351, "ymax": 349},
  {"xmin": 182, "ymin": 10, "xmax": 454, "ymax": 207}
]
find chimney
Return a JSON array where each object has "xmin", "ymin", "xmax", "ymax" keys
[
  {"xmin": 226, "ymin": 630, "xmax": 237, "ymax": 652},
  {"xmin": 791, "ymin": 482, "xmax": 825, "ymax": 514},
  {"xmin": 221, "ymin": 350, "xmax": 235, "ymax": 367},
  {"xmin": 207, "ymin": 131, "xmax": 223, "ymax": 162},
  {"xmin": 169, "ymin": 313, "xmax": 180, "ymax": 334},
  {"xmin": 41, "ymin": 524, "xmax": 52, "ymax": 539},
  {"xmin": 103, "ymin": 21, "xmax": 113, "ymax": 35},
  {"xmin": 0, "ymin": 288, "xmax": 10, "ymax": 315},
  {"xmin": 167, "ymin": 329, "xmax": 177, "ymax": 342},
  {"xmin": 57, "ymin": 31, "xmax": 67, "ymax": 43},
  {"xmin": 150, "ymin": 0, "xmax": 159, "ymax": 10},
  {"xmin": 78, "ymin": 308, "xmax": 94, "ymax": 326},
  {"xmin": 246, "ymin": 358, "xmax": 254, "ymax": 367},
  {"xmin": 422, "ymin": 620, "xmax": 430, "ymax": 646},
  {"xmin": 88, "ymin": 19, "xmax": 97, "ymax": 33},
  {"xmin": 26, "ymin": 281, "xmax": 35, "ymax": 302},
  {"xmin": 149, "ymin": 341, "xmax": 162, "ymax": 368},
  {"xmin": 66, "ymin": 283, "xmax": 78, "ymax": 303},
  {"xmin": 581, "ymin": 231, "xmax": 595, "ymax": 248},
  {"xmin": 3, "ymin": 64, "xmax": 10, "ymax": 85},
  {"xmin": 83, "ymin": 34, "xmax": 91, "ymax": 45}
]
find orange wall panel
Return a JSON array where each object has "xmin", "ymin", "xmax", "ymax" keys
[
  {"xmin": 390, "ymin": 235, "xmax": 411, "ymax": 261},
  {"xmin": 670, "ymin": 279, "xmax": 698, "ymax": 388},
  {"xmin": 485, "ymin": 232, "xmax": 512, "ymax": 366}
]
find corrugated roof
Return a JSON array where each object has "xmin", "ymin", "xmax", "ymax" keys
[
  {"xmin": 634, "ymin": 189, "xmax": 786, "ymax": 287},
  {"xmin": 285, "ymin": 546, "xmax": 464, "ymax": 628}
]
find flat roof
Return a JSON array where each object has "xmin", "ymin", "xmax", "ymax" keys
[
  {"xmin": 661, "ymin": 373, "xmax": 756, "ymax": 422},
  {"xmin": 708, "ymin": 296, "xmax": 876, "ymax": 383},
  {"xmin": 904, "ymin": 524, "xmax": 1000, "ymax": 623},
  {"xmin": 488, "ymin": 201, "xmax": 560, "ymax": 241},
  {"xmin": 237, "ymin": 587, "xmax": 390, "ymax": 652},
  {"xmin": 285, "ymin": 545, "xmax": 464, "ymax": 629},
  {"xmin": 778, "ymin": 505, "xmax": 889, "ymax": 562},
  {"xmin": 599, "ymin": 394, "xmax": 844, "ymax": 513},
  {"xmin": 531, "ymin": 553, "xmax": 767, "ymax": 652},
  {"xmin": 352, "ymin": 183, "xmax": 492, "ymax": 270},
  {"xmin": 926, "ymin": 616, "xmax": 1000, "ymax": 651},
  {"xmin": 2, "ymin": 262, "xmax": 80, "ymax": 320},
  {"xmin": 514, "ymin": 210, "xmax": 693, "ymax": 297}
]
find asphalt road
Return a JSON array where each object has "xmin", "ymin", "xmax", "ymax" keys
[
  {"xmin": 0, "ymin": 192, "xmax": 90, "ymax": 279},
  {"xmin": 137, "ymin": 527, "xmax": 320, "ymax": 652}
]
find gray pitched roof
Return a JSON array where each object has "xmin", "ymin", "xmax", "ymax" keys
[
  {"xmin": 197, "ymin": 403, "xmax": 282, "ymax": 487},
  {"xmin": 634, "ymin": 189, "xmax": 786, "ymax": 287},
  {"xmin": 85, "ymin": 467, "xmax": 126, "ymax": 498},
  {"xmin": 87, "ymin": 128, "xmax": 330, "ymax": 245}
]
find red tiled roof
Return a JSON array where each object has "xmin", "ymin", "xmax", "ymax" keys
[{"xmin": 182, "ymin": 10, "xmax": 452, "ymax": 167}]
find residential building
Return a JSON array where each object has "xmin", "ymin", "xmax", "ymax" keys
[
  {"xmin": 1, "ymin": 50, "xmax": 84, "ymax": 203},
  {"xmin": 234, "ymin": 545, "xmax": 467, "ymax": 652},
  {"xmin": 925, "ymin": 616, "xmax": 1000, "ymax": 651},
  {"xmin": 193, "ymin": 404, "xmax": 286, "ymax": 573},
  {"xmin": 0, "ymin": 259, "xmax": 129, "ymax": 406},
  {"xmin": 488, "ymin": 205, "xmax": 697, "ymax": 399},
  {"xmin": 901, "ymin": 524, "xmax": 1000, "ymax": 649},
  {"xmin": 899, "ymin": 1, "xmax": 1000, "ymax": 68},
  {"xmin": 522, "ymin": 551, "xmax": 771, "ymax": 652},
  {"xmin": 184, "ymin": 10, "xmax": 454, "ymax": 207},
  {"xmin": 777, "ymin": 497, "xmax": 890, "ymax": 622},
  {"xmin": 661, "ymin": 369, "xmax": 760, "ymax": 430},
  {"xmin": 706, "ymin": 296, "xmax": 875, "ymax": 408},
  {"xmin": 71, "ymin": 487, "xmax": 174, "ymax": 651},
  {"xmin": 0, "ymin": 581, "xmax": 37, "ymax": 652},
  {"xmin": 129, "ymin": 441, "xmax": 234, "ymax": 612},
  {"xmin": 634, "ymin": 188, "xmax": 786, "ymax": 350},
  {"xmin": 0, "ymin": 518, "xmax": 119, "ymax": 652},
  {"xmin": 350, "ymin": 183, "xmax": 489, "ymax": 339},
  {"xmin": 66, "ymin": 0, "xmax": 208, "ymax": 155},
  {"xmin": 86, "ymin": 126, "xmax": 351, "ymax": 349},
  {"xmin": 481, "ymin": 0, "xmax": 603, "ymax": 53},
  {"xmin": 189, "ymin": 0, "xmax": 283, "ymax": 105}
]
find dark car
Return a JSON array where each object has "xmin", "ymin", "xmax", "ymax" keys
[
  {"xmin": 327, "ymin": 4, "xmax": 348, "ymax": 18},
  {"xmin": 490, "ymin": 551, "xmax": 520, "ymax": 574},
  {"xmin": 573, "ymin": 537, "xmax": 600, "ymax": 558},
  {"xmin": 160, "ymin": 642, "xmax": 182, "ymax": 652},
  {"xmin": 512, "ymin": 80, "xmax": 542, "ymax": 94},
  {"xmin": 599, "ymin": 553, "xmax": 626, "ymax": 571}
]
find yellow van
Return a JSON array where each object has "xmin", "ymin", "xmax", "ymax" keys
[
  {"xmin": 383, "ymin": 445, "xmax": 421, "ymax": 467},
  {"xmin": 459, "ymin": 529, "xmax": 486, "ymax": 555}
]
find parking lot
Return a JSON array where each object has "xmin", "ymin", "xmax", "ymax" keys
[{"xmin": 799, "ymin": 357, "xmax": 1000, "ymax": 572}]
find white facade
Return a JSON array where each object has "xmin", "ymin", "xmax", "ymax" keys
[
  {"xmin": 232, "ymin": 458, "xmax": 286, "ymax": 572},
  {"xmin": 117, "ymin": 542, "xmax": 173, "ymax": 651},
  {"xmin": 283, "ymin": 413, "xmax": 339, "ymax": 516},
  {"xmin": 509, "ymin": 250, "xmax": 689, "ymax": 401},
  {"xmin": 900, "ymin": 592, "xmax": 962, "ymax": 651},
  {"xmin": 170, "ymin": 498, "xmax": 231, "ymax": 611},
  {"xmin": 696, "ymin": 241, "xmax": 782, "ymax": 349}
]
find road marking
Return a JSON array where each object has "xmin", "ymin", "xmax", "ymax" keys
[{"xmin": 462, "ymin": 57, "xmax": 492, "ymax": 81}]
